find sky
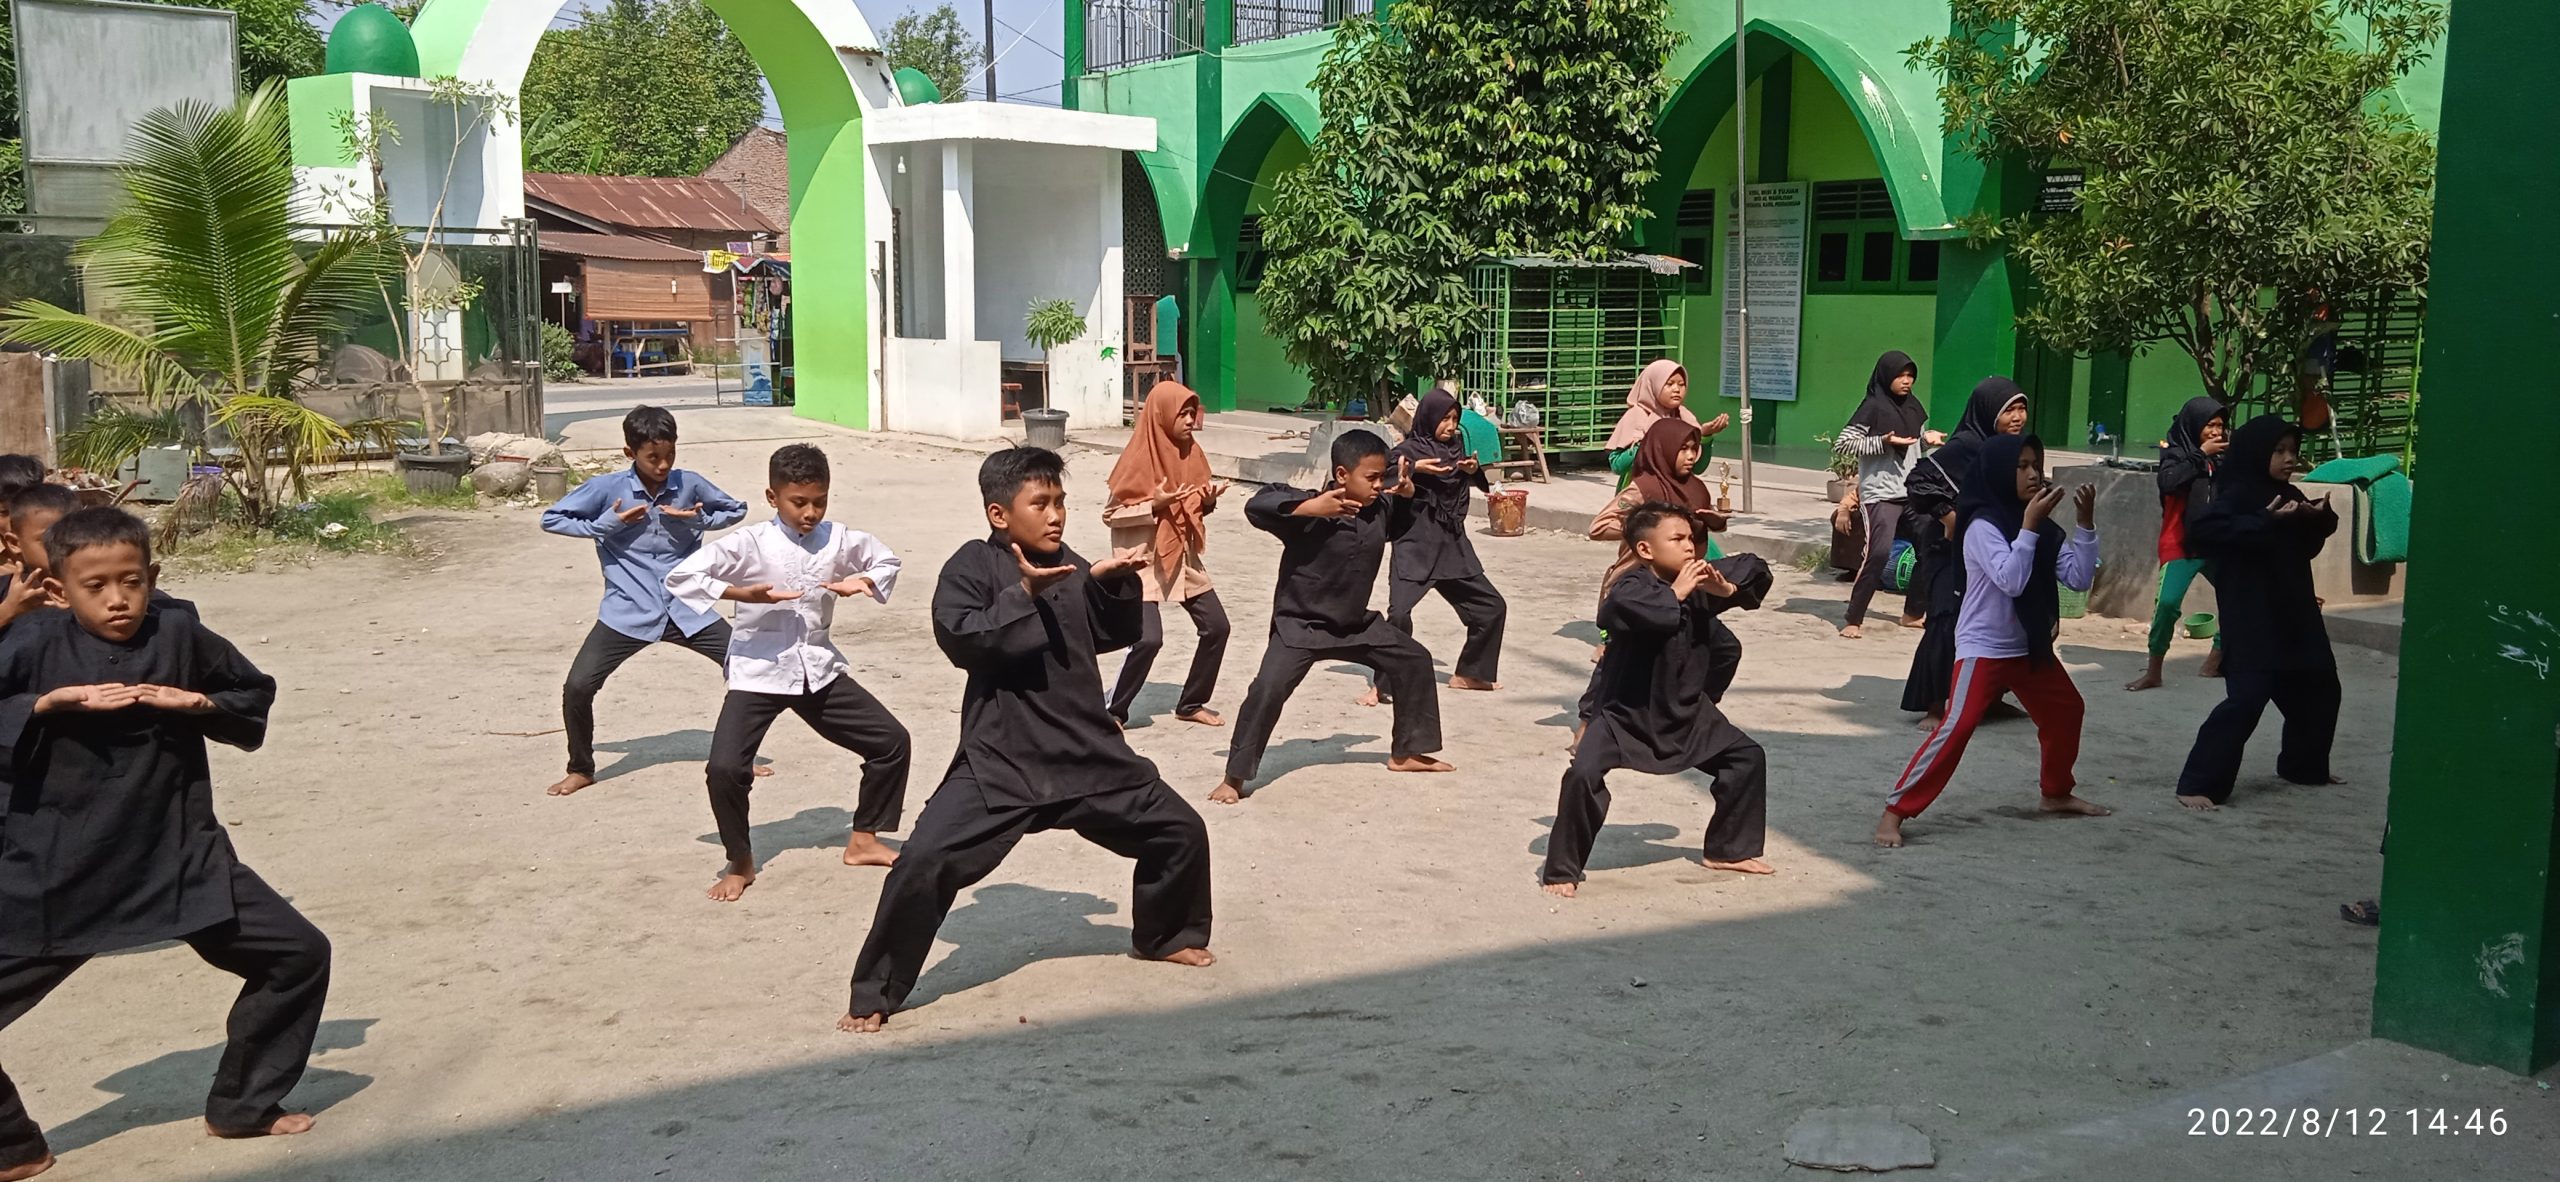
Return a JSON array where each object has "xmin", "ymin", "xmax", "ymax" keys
[{"xmin": 307, "ymin": 0, "xmax": 1072, "ymax": 111}]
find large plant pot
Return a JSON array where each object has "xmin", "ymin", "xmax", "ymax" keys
[
  {"xmin": 1826, "ymin": 477, "xmax": 1851, "ymax": 503},
  {"xmin": 395, "ymin": 450, "xmax": 471, "ymax": 497}
]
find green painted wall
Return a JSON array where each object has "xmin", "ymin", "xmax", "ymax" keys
[{"xmin": 1079, "ymin": 54, "xmax": 1206, "ymax": 249}]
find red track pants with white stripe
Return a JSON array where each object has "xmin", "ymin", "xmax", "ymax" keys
[{"xmin": 1886, "ymin": 656, "xmax": 2084, "ymax": 818}]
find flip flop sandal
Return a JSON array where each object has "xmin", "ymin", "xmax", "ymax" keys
[{"xmin": 2339, "ymin": 900, "xmax": 2380, "ymax": 927}]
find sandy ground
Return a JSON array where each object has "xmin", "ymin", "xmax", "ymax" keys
[{"xmin": 3, "ymin": 420, "xmax": 2548, "ymax": 1181}]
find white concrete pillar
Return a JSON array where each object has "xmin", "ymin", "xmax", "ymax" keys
[{"xmin": 942, "ymin": 141, "xmax": 976, "ymax": 343}]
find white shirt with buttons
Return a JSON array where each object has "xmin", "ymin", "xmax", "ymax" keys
[{"xmin": 665, "ymin": 519, "xmax": 902, "ymax": 695}]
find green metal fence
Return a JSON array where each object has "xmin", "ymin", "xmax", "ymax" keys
[{"xmin": 1462, "ymin": 256, "xmax": 1685, "ymax": 454}]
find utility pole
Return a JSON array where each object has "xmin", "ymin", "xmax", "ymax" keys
[
  {"xmin": 1732, "ymin": 0, "xmax": 1754, "ymax": 513},
  {"xmin": 984, "ymin": 0, "xmax": 998, "ymax": 101}
]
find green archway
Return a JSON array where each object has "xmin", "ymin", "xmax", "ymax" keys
[
  {"xmin": 1644, "ymin": 18, "xmax": 1949, "ymax": 251},
  {"xmin": 404, "ymin": 0, "xmax": 881, "ymax": 429}
]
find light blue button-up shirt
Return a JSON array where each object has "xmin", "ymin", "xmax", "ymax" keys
[{"xmin": 541, "ymin": 467, "xmax": 749, "ymax": 640}]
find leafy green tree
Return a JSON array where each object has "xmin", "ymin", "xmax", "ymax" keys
[
  {"xmin": 0, "ymin": 82, "xmax": 398, "ymax": 522},
  {"xmin": 520, "ymin": 0, "xmax": 766, "ymax": 177},
  {"xmin": 883, "ymin": 3, "xmax": 978, "ymax": 104},
  {"xmin": 1256, "ymin": 3, "xmax": 1677, "ymax": 405},
  {"xmin": 1912, "ymin": 0, "xmax": 2443, "ymax": 408},
  {"xmin": 0, "ymin": 0, "xmax": 325, "ymax": 213}
]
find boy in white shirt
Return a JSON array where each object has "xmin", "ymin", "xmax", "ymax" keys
[{"xmin": 667, "ymin": 444, "xmax": 910, "ymax": 902}]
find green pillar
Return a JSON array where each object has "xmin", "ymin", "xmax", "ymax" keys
[
  {"xmin": 1185, "ymin": 0, "xmax": 1237, "ymax": 410},
  {"xmin": 2372, "ymin": 0, "xmax": 2560, "ymax": 1076},
  {"xmin": 1926, "ymin": 18, "xmax": 2020, "ymax": 424},
  {"xmin": 1062, "ymin": 1, "xmax": 1086, "ymax": 110}
]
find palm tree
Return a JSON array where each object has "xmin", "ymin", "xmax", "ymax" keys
[{"xmin": 0, "ymin": 80, "xmax": 396, "ymax": 525}]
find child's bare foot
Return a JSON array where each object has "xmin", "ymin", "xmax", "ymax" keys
[
  {"xmin": 207, "ymin": 1112, "xmax": 314, "ymax": 1138},
  {"xmin": 1357, "ymin": 686, "xmax": 1388, "ymax": 706},
  {"xmin": 1874, "ymin": 812, "xmax": 1906, "ymax": 848},
  {"xmin": 754, "ymin": 764, "xmax": 775, "ymax": 778},
  {"xmin": 545, "ymin": 772, "xmax": 595, "ymax": 797},
  {"xmin": 1839, "ymin": 624, "xmax": 1864, "ymax": 639},
  {"xmin": 1388, "ymin": 754, "xmax": 1454, "ymax": 773},
  {"xmin": 2176, "ymin": 794, "xmax": 2221, "ymax": 811},
  {"xmin": 2125, "ymin": 661, "xmax": 2165, "ymax": 692},
  {"xmin": 0, "ymin": 1153, "xmax": 54, "ymax": 1181},
  {"xmin": 1899, "ymin": 615, "xmax": 1926, "ymax": 630},
  {"xmin": 842, "ymin": 831, "xmax": 898, "ymax": 867},
  {"xmin": 707, "ymin": 863, "xmax": 756, "ymax": 902},
  {"xmin": 1706, "ymin": 857, "xmax": 1775, "ymax": 875},
  {"xmin": 2200, "ymin": 650, "xmax": 2224, "ymax": 678},
  {"xmin": 1208, "ymin": 779, "xmax": 1244, "ymax": 805},
  {"xmin": 2040, "ymin": 794, "xmax": 2112, "ymax": 817},
  {"xmin": 1145, "ymin": 947, "xmax": 1216, "ymax": 967},
  {"xmin": 1541, "ymin": 881, "xmax": 1577, "ymax": 898},
  {"xmin": 1175, "ymin": 708, "xmax": 1225, "ymax": 727},
  {"xmin": 838, "ymin": 1011, "xmax": 887, "ymax": 1033},
  {"xmin": 1450, "ymin": 675, "xmax": 1500, "ymax": 691}
]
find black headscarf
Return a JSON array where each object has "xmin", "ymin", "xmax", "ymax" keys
[
  {"xmin": 2206, "ymin": 415, "xmax": 2307, "ymax": 515},
  {"xmin": 1910, "ymin": 376, "xmax": 2029, "ymax": 514},
  {"xmin": 1845, "ymin": 350, "xmax": 1926, "ymax": 438},
  {"xmin": 2156, "ymin": 396, "xmax": 2226, "ymax": 498},
  {"xmin": 1954, "ymin": 376, "xmax": 2026, "ymax": 444},
  {"xmin": 1958, "ymin": 431, "xmax": 2064, "ymax": 667},
  {"xmin": 1393, "ymin": 388, "xmax": 1474, "ymax": 524}
]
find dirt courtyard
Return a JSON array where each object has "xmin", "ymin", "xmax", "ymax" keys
[{"xmin": 4, "ymin": 420, "xmax": 2547, "ymax": 1180}]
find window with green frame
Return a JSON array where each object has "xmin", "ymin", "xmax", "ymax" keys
[
  {"xmin": 1674, "ymin": 189, "xmax": 1715, "ymax": 293},
  {"xmin": 1236, "ymin": 214, "xmax": 1269, "ymax": 293},
  {"xmin": 1810, "ymin": 180, "xmax": 1938, "ymax": 295}
]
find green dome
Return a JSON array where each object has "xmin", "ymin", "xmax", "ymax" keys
[
  {"xmin": 324, "ymin": 3, "xmax": 420, "ymax": 78},
  {"xmin": 893, "ymin": 67, "xmax": 943, "ymax": 106}
]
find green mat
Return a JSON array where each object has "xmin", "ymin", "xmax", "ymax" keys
[
  {"xmin": 1460, "ymin": 408, "xmax": 1504, "ymax": 469},
  {"xmin": 2303, "ymin": 454, "xmax": 2410, "ymax": 565}
]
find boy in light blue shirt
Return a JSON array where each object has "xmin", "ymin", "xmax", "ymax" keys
[{"xmin": 540, "ymin": 405, "xmax": 748, "ymax": 796}]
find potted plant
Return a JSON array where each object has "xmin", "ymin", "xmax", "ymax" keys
[{"xmin": 1814, "ymin": 433, "xmax": 1859, "ymax": 502}]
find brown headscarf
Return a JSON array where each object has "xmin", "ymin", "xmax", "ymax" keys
[
  {"xmin": 1605, "ymin": 359, "xmax": 1699, "ymax": 450},
  {"xmin": 1106, "ymin": 382, "xmax": 1215, "ymax": 580},
  {"xmin": 1630, "ymin": 417, "xmax": 1711, "ymax": 515}
]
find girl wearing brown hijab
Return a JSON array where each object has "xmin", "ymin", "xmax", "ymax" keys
[
  {"xmin": 1605, "ymin": 360, "xmax": 1730, "ymax": 487},
  {"xmin": 1103, "ymin": 382, "xmax": 1233, "ymax": 727}
]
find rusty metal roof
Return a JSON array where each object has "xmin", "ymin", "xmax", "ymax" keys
[
  {"xmin": 537, "ymin": 231, "xmax": 708, "ymax": 263},
  {"xmin": 524, "ymin": 172, "xmax": 779, "ymax": 235}
]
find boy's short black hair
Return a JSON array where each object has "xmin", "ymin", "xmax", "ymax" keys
[
  {"xmin": 0, "ymin": 454, "xmax": 41, "ymax": 502},
  {"xmin": 42, "ymin": 505, "xmax": 152, "ymax": 568},
  {"xmin": 768, "ymin": 443, "xmax": 830, "ymax": 489},
  {"xmin": 1329, "ymin": 428, "xmax": 1389, "ymax": 473},
  {"xmin": 622, "ymin": 405, "xmax": 680, "ymax": 449},
  {"xmin": 1623, "ymin": 501, "xmax": 1691, "ymax": 547},
  {"xmin": 978, "ymin": 446, "xmax": 1065, "ymax": 506},
  {"xmin": 8, "ymin": 482, "xmax": 79, "ymax": 528}
]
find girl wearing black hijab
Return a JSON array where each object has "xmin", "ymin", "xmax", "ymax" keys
[
  {"xmin": 1381, "ymin": 386, "xmax": 1507, "ymax": 692},
  {"xmin": 1837, "ymin": 351, "xmax": 1939, "ymax": 637},
  {"xmin": 2173, "ymin": 415, "xmax": 2342, "ymax": 808},
  {"xmin": 1878, "ymin": 432, "xmax": 2112, "ymax": 847},
  {"xmin": 2126, "ymin": 397, "xmax": 2229, "ymax": 691},
  {"xmin": 1899, "ymin": 376, "xmax": 2030, "ymax": 716}
]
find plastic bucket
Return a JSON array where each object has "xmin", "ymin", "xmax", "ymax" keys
[
  {"xmin": 1486, "ymin": 489, "xmax": 1528, "ymax": 537},
  {"xmin": 532, "ymin": 465, "xmax": 570, "ymax": 502},
  {"xmin": 1023, "ymin": 407, "xmax": 1069, "ymax": 450},
  {"xmin": 2183, "ymin": 612, "xmax": 2219, "ymax": 639}
]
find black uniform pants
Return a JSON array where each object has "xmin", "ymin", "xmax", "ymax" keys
[
  {"xmin": 706, "ymin": 676, "xmax": 910, "ymax": 866},
  {"xmin": 1107, "ymin": 591, "xmax": 1231, "ymax": 722},
  {"xmin": 848, "ymin": 778, "xmax": 1212, "ymax": 1017},
  {"xmin": 2175, "ymin": 667, "xmax": 2341, "ymax": 804},
  {"xmin": 1543, "ymin": 730, "xmax": 1767, "ymax": 885},
  {"xmin": 0, "ymin": 865, "xmax": 330, "ymax": 1165},
  {"xmin": 1386, "ymin": 574, "xmax": 1508, "ymax": 682},
  {"xmin": 562, "ymin": 618, "xmax": 733, "ymax": 776},
  {"xmin": 1224, "ymin": 634, "xmax": 1442, "ymax": 784},
  {"xmin": 1845, "ymin": 499, "xmax": 1924, "ymax": 627}
]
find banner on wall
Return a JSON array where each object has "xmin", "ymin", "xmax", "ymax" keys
[{"xmin": 1720, "ymin": 181, "xmax": 1808, "ymax": 403}]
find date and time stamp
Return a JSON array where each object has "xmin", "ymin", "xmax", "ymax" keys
[{"xmin": 2187, "ymin": 1107, "xmax": 2512, "ymax": 1138}]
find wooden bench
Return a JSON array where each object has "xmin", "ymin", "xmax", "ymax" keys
[{"xmin": 1486, "ymin": 424, "xmax": 1550, "ymax": 483}]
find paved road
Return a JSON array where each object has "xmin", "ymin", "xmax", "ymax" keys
[{"xmin": 541, "ymin": 375, "xmax": 726, "ymax": 440}]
